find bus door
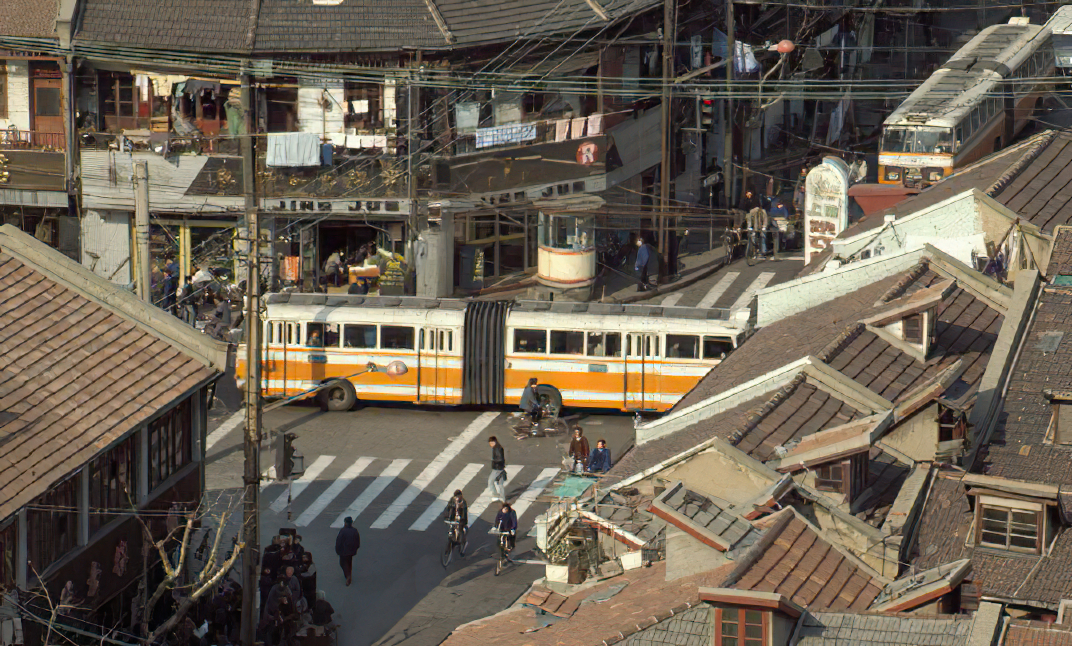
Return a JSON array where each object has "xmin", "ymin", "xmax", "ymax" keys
[
  {"xmin": 419, "ymin": 328, "xmax": 453, "ymax": 404},
  {"xmin": 625, "ymin": 333, "xmax": 660, "ymax": 410},
  {"xmin": 271, "ymin": 321, "xmax": 299, "ymax": 397}
]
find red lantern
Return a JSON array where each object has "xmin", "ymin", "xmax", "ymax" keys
[{"xmin": 777, "ymin": 40, "xmax": 795, "ymax": 54}]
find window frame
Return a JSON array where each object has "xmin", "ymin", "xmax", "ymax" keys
[
  {"xmin": 27, "ymin": 475, "xmax": 80, "ymax": 575},
  {"xmin": 814, "ymin": 462, "xmax": 844, "ymax": 493},
  {"xmin": 512, "ymin": 328, "xmax": 548, "ymax": 354},
  {"xmin": 585, "ymin": 332, "xmax": 622, "ymax": 358},
  {"xmin": 89, "ymin": 435, "xmax": 138, "ymax": 535},
  {"xmin": 549, "ymin": 330, "xmax": 585, "ymax": 356},
  {"xmin": 343, "ymin": 323, "xmax": 378, "ymax": 349},
  {"xmin": 380, "ymin": 325, "xmax": 416, "ymax": 350},
  {"xmin": 903, "ymin": 313, "xmax": 923, "ymax": 344},
  {"xmin": 976, "ymin": 499, "xmax": 1042, "ymax": 554},
  {"xmin": 703, "ymin": 335, "xmax": 734, "ymax": 361},
  {"xmin": 148, "ymin": 399, "xmax": 193, "ymax": 492},
  {"xmin": 665, "ymin": 334, "xmax": 700, "ymax": 360},
  {"xmin": 714, "ymin": 606, "xmax": 767, "ymax": 646}
]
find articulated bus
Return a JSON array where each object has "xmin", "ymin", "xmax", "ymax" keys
[
  {"xmin": 237, "ymin": 294, "xmax": 744, "ymax": 413},
  {"xmin": 879, "ymin": 19, "xmax": 1053, "ymax": 188}
]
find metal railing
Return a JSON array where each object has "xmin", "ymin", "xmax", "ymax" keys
[{"xmin": 0, "ymin": 129, "xmax": 65, "ymax": 150}]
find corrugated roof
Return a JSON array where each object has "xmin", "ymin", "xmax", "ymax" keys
[{"xmin": 0, "ymin": 225, "xmax": 223, "ymax": 522}]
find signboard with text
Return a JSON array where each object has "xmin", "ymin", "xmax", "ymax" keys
[{"xmin": 804, "ymin": 156, "xmax": 850, "ymax": 264}]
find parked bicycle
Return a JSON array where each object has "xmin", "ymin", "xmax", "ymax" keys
[{"xmin": 441, "ymin": 519, "xmax": 468, "ymax": 567}]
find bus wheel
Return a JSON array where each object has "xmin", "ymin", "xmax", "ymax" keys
[
  {"xmin": 320, "ymin": 380, "xmax": 357, "ymax": 412},
  {"xmin": 536, "ymin": 385, "xmax": 563, "ymax": 416}
]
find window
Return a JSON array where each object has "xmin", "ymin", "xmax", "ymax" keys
[
  {"xmin": 938, "ymin": 406, "xmax": 967, "ymax": 442},
  {"xmin": 438, "ymin": 330, "xmax": 453, "ymax": 352},
  {"xmin": 35, "ymin": 87, "xmax": 61, "ymax": 117},
  {"xmin": 903, "ymin": 314, "xmax": 923, "ymax": 344},
  {"xmin": 628, "ymin": 335, "xmax": 660, "ymax": 357},
  {"xmin": 381, "ymin": 326, "xmax": 415, "ymax": 350},
  {"xmin": 100, "ymin": 72, "xmax": 137, "ymax": 131},
  {"xmin": 0, "ymin": 521, "xmax": 14, "ymax": 591},
  {"xmin": 586, "ymin": 332, "xmax": 621, "ymax": 357},
  {"xmin": 265, "ymin": 87, "xmax": 298, "ymax": 133},
  {"xmin": 89, "ymin": 435, "xmax": 137, "ymax": 534},
  {"xmin": 704, "ymin": 336, "xmax": 734, "ymax": 360},
  {"xmin": 815, "ymin": 462, "xmax": 844, "ymax": 492},
  {"xmin": 28, "ymin": 476, "xmax": 79, "ymax": 574},
  {"xmin": 666, "ymin": 334, "xmax": 699, "ymax": 359},
  {"xmin": 306, "ymin": 323, "xmax": 326, "ymax": 347},
  {"xmin": 979, "ymin": 505, "xmax": 1039, "ymax": 552},
  {"xmin": 514, "ymin": 329, "xmax": 547, "ymax": 354},
  {"xmin": 344, "ymin": 324, "xmax": 377, "ymax": 349},
  {"xmin": 550, "ymin": 330, "xmax": 584, "ymax": 355},
  {"xmin": 344, "ymin": 82, "xmax": 383, "ymax": 130},
  {"xmin": 717, "ymin": 608, "xmax": 765, "ymax": 646},
  {"xmin": 149, "ymin": 399, "xmax": 192, "ymax": 490}
]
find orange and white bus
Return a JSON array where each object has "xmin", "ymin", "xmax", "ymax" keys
[
  {"xmin": 238, "ymin": 294, "xmax": 744, "ymax": 413},
  {"xmin": 879, "ymin": 18, "xmax": 1053, "ymax": 188}
]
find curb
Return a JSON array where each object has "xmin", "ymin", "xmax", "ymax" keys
[{"xmin": 609, "ymin": 254, "xmax": 730, "ymax": 304}]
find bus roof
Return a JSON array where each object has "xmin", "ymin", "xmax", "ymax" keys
[{"xmin": 884, "ymin": 22, "xmax": 1048, "ymax": 129}]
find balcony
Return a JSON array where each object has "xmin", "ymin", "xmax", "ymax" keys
[{"xmin": 0, "ymin": 129, "xmax": 66, "ymax": 151}]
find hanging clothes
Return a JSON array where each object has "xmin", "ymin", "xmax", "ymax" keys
[
  {"xmin": 570, "ymin": 117, "xmax": 586, "ymax": 139},
  {"xmin": 265, "ymin": 132, "xmax": 321, "ymax": 167},
  {"xmin": 555, "ymin": 119, "xmax": 570, "ymax": 142},
  {"xmin": 586, "ymin": 114, "xmax": 603, "ymax": 136}
]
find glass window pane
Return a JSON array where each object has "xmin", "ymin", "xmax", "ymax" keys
[
  {"xmin": 982, "ymin": 508, "xmax": 1009, "ymax": 522},
  {"xmin": 722, "ymin": 623, "xmax": 738, "ymax": 637},
  {"xmin": 35, "ymin": 87, "xmax": 62, "ymax": 117},
  {"xmin": 666, "ymin": 334, "xmax": 699, "ymax": 359},
  {"xmin": 1011, "ymin": 535, "xmax": 1038, "ymax": 549},
  {"xmin": 550, "ymin": 330, "xmax": 584, "ymax": 355},
  {"xmin": 722, "ymin": 608, "xmax": 739, "ymax": 623},
  {"xmin": 745, "ymin": 625, "xmax": 763, "ymax": 638},
  {"xmin": 745, "ymin": 611, "xmax": 762, "ymax": 624},
  {"xmin": 1012, "ymin": 511, "xmax": 1036, "ymax": 526},
  {"xmin": 980, "ymin": 531, "xmax": 1005, "ymax": 546},
  {"xmin": 306, "ymin": 323, "xmax": 325, "ymax": 347},
  {"xmin": 324, "ymin": 323, "xmax": 340, "ymax": 347},
  {"xmin": 704, "ymin": 336, "xmax": 733, "ymax": 360},
  {"xmin": 344, "ymin": 324, "xmax": 377, "ymax": 348},
  {"xmin": 381, "ymin": 326, "xmax": 415, "ymax": 350},
  {"xmin": 721, "ymin": 638, "xmax": 738, "ymax": 646},
  {"xmin": 514, "ymin": 329, "xmax": 547, "ymax": 353}
]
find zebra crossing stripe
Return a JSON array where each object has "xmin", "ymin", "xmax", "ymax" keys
[
  {"xmin": 510, "ymin": 468, "xmax": 559, "ymax": 520},
  {"xmin": 729, "ymin": 272, "xmax": 776, "ymax": 313},
  {"xmin": 268, "ymin": 455, "xmax": 335, "ymax": 513},
  {"xmin": 467, "ymin": 465, "xmax": 524, "ymax": 528},
  {"xmin": 660, "ymin": 293, "xmax": 683, "ymax": 307},
  {"xmin": 330, "ymin": 459, "xmax": 411, "ymax": 528},
  {"xmin": 409, "ymin": 463, "xmax": 483, "ymax": 532},
  {"xmin": 295, "ymin": 457, "xmax": 375, "ymax": 527},
  {"xmin": 696, "ymin": 272, "xmax": 740, "ymax": 308},
  {"xmin": 371, "ymin": 412, "xmax": 498, "ymax": 530}
]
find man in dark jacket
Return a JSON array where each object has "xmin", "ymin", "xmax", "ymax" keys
[
  {"xmin": 335, "ymin": 516, "xmax": 360, "ymax": 586},
  {"xmin": 488, "ymin": 436, "xmax": 506, "ymax": 502},
  {"xmin": 587, "ymin": 439, "xmax": 613, "ymax": 473},
  {"xmin": 568, "ymin": 428, "xmax": 590, "ymax": 474},
  {"xmin": 634, "ymin": 237, "xmax": 653, "ymax": 291},
  {"xmin": 519, "ymin": 378, "xmax": 540, "ymax": 422}
]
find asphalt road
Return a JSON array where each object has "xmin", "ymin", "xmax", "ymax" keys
[{"xmin": 204, "ymin": 401, "xmax": 635, "ymax": 646}]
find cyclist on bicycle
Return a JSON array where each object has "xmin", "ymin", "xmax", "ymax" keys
[
  {"xmin": 746, "ymin": 206, "xmax": 769, "ymax": 256},
  {"xmin": 444, "ymin": 489, "xmax": 468, "ymax": 544},
  {"xmin": 494, "ymin": 502, "xmax": 518, "ymax": 554},
  {"xmin": 519, "ymin": 378, "xmax": 541, "ymax": 423}
]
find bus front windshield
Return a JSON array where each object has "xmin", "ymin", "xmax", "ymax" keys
[{"xmin": 882, "ymin": 127, "xmax": 954, "ymax": 155}]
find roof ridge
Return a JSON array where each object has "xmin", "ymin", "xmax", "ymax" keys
[
  {"xmin": 815, "ymin": 323, "xmax": 865, "ymax": 364},
  {"xmin": 730, "ymin": 373, "xmax": 807, "ymax": 445},
  {"xmin": 985, "ymin": 129, "xmax": 1059, "ymax": 197},
  {"xmin": 878, "ymin": 261, "xmax": 931, "ymax": 303}
]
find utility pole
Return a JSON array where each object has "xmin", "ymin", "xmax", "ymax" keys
[
  {"xmin": 724, "ymin": 0, "xmax": 736, "ymax": 213},
  {"xmin": 658, "ymin": 0, "xmax": 675, "ymax": 257},
  {"xmin": 238, "ymin": 73, "xmax": 262, "ymax": 646},
  {"xmin": 407, "ymin": 72, "xmax": 416, "ymax": 264},
  {"xmin": 133, "ymin": 160, "xmax": 151, "ymax": 302}
]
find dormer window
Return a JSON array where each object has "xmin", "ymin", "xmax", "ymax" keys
[
  {"xmin": 938, "ymin": 405, "xmax": 967, "ymax": 442},
  {"xmin": 1044, "ymin": 390, "xmax": 1072, "ymax": 446},
  {"xmin": 862, "ymin": 279, "xmax": 952, "ymax": 362},
  {"xmin": 976, "ymin": 498, "xmax": 1042, "ymax": 554},
  {"xmin": 903, "ymin": 313, "xmax": 923, "ymax": 344}
]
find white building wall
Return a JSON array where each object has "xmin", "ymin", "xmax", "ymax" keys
[
  {"xmin": 81, "ymin": 209, "xmax": 132, "ymax": 286},
  {"xmin": 298, "ymin": 85, "xmax": 346, "ymax": 135},
  {"xmin": 0, "ymin": 61, "xmax": 32, "ymax": 132}
]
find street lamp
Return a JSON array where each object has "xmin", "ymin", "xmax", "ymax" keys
[{"xmin": 263, "ymin": 360, "xmax": 409, "ymax": 412}]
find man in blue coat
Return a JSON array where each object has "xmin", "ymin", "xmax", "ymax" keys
[{"xmin": 634, "ymin": 237, "xmax": 653, "ymax": 291}]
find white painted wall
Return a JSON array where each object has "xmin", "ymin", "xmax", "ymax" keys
[
  {"xmin": 0, "ymin": 61, "xmax": 31, "ymax": 132},
  {"xmin": 298, "ymin": 86, "xmax": 346, "ymax": 135},
  {"xmin": 81, "ymin": 209, "xmax": 132, "ymax": 286}
]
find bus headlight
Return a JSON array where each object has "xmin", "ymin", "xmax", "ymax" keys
[
  {"xmin": 885, "ymin": 166, "xmax": 901, "ymax": 181},
  {"xmin": 924, "ymin": 167, "xmax": 943, "ymax": 182}
]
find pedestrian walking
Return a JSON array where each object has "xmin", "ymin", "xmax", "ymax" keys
[
  {"xmin": 334, "ymin": 516, "xmax": 361, "ymax": 587},
  {"xmin": 488, "ymin": 436, "xmax": 507, "ymax": 502},
  {"xmin": 634, "ymin": 237, "xmax": 653, "ymax": 292},
  {"xmin": 568, "ymin": 427, "xmax": 590, "ymax": 474}
]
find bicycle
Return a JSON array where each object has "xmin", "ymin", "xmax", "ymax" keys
[
  {"xmin": 511, "ymin": 396, "xmax": 569, "ymax": 439},
  {"xmin": 490, "ymin": 528, "xmax": 515, "ymax": 576},
  {"xmin": 441, "ymin": 519, "xmax": 468, "ymax": 567},
  {"xmin": 721, "ymin": 227, "xmax": 743, "ymax": 262},
  {"xmin": 745, "ymin": 228, "xmax": 759, "ymax": 266}
]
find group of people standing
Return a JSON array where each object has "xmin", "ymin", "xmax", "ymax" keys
[{"xmin": 258, "ymin": 533, "xmax": 336, "ymax": 646}]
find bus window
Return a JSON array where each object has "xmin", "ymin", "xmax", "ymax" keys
[
  {"xmin": 306, "ymin": 323, "xmax": 325, "ymax": 347},
  {"xmin": 324, "ymin": 324, "xmax": 340, "ymax": 347},
  {"xmin": 344, "ymin": 324, "xmax": 377, "ymax": 349},
  {"xmin": 666, "ymin": 334, "xmax": 699, "ymax": 359},
  {"xmin": 514, "ymin": 329, "xmax": 547, "ymax": 354},
  {"xmin": 703, "ymin": 336, "xmax": 734, "ymax": 360},
  {"xmin": 266, "ymin": 322, "xmax": 274, "ymax": 343},
  {"xmin": 550, "ymin": 330, "xmax": 584, "ymax": 355},
  {"xmin": 587, "ymin": 332, "xmax": 621, "ymax": 357},
  {"xmin": 439, "ymin": 330, "xmax": 453, "ymax": 352},
  {"xmin": 381, "ymin": 326, "xmax": 415, "ymax": 350},
  {"xmin": 882, "ymin": 128, "xmax": 909, "ymax": 153},
  {"xmin": 955, "ymin": 125, "xmax": 965, "ymax": 148}
]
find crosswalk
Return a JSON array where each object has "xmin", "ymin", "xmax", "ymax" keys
[{"xmin": 260, "ymin": 455, "xmax": 560, "ymax": 532}]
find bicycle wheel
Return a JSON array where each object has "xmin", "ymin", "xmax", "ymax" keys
[
  {"xmin": 494, "ymin": 554, "xmax": 504, "ymax": 576},
  {"xmin": 745, "ymin": 237, "xmax": 757, "ymax": 267},
  {"xmin": 441, "ymin": 538, "xmax": 454, "ymax": 567},
  {"xmin": 459, "ymin": 535, "xmax": 468, "ymax": 557}
]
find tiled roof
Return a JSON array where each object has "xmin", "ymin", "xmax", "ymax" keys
[
  {"xmin": 796, "ymin": 612, "xmax": 974, "ymax": 645},
  {"xmin": 439, "ymin": 561, "xmax": 734, "ymax": 646},
  {"xmin": 1005, "ymin": 620, "xmax": 1072, "ymax": 646},
  {"xmin": 0, "ymin": 227, "xmax": 222, "ymax": 522},
  {"xmin": 983, "ymin": 229, "xmax": 1072, "ymax": 484},
  {"xmin": 0, "ymin": 0, "xmax": 57, "ymax": 38},
  {"xmin": 730, "ymin": 515, "xmax": 884, "ymax": 612},
  {"xmin": 909, "ymin": 474, "xmax": 1072, "ymax": 607},
  {"xmin": 620, "ymin": 605, "xmax": 710, "ymax": 646},
  {"xmin": 76, "ymin": 0, "xmax": 661, "ymax": 53},
  {"xmin": 76, "ymin": 0, "xmax": 254, "ymax": 52},
  {"xmin": 651, "ymin": 482, "xmax": 760, "ymax": 552},
  {"xmin": 990, "ymin": 131, "xmax": 1072, "ymax": 232}
]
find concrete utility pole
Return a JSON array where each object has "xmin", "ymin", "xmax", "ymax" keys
[
  {"xmin": 238, "ymin": 74, "xmax": 263, "ymax": 646},
  {"xmin": 133, "ymin": 160, "xmax": 151, "ymax": 302},
  {"xmin": 724, "ymin": 0, "xmax": 735, "ymax": 212},
  {"xmin": 658, "ymin": 0, "xmax": 675, "ymax": 256}
]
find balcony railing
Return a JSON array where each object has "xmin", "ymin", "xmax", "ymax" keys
[{"xmin": 0, "ymin": 129, "xmax": 65, "ymax": 151}]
